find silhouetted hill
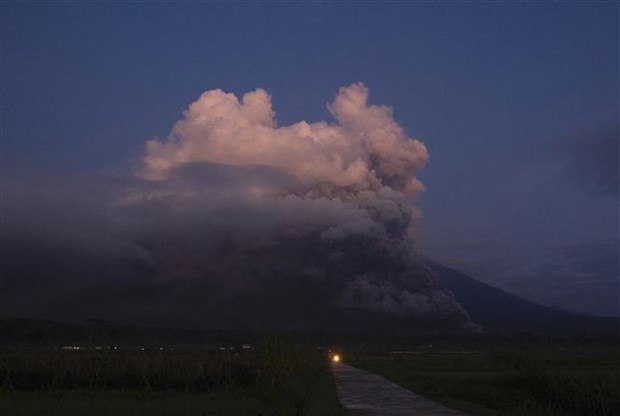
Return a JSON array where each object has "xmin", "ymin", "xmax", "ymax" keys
[
  {"xmin": 2, "ymin": 263, "xmax": 618, "ymax": 345},
  {"xmin": 431, "ymin": 263, "xmax": 620, "ymax": 336}
]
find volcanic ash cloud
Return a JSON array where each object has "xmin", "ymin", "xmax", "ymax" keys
[
  {"xmin": 132, "ymin": 83, "xmax": 474, "ymax": 329},
  {"xmin": 144, "ymin": 83, "xmax": 428, "ymax": 198}
]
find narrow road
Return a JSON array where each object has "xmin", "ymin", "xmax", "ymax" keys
[{"xmin": 331, "ymin": 362, "xmax": 467, "ymax": 416}]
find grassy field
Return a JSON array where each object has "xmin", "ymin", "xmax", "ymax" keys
[
  {"xmin": 0, "ymin": 334, "xmax": 344, "ymax": 415},
  {"xmin": 350, "ymin": 345, "xmax": 620, "ymax": 416}
]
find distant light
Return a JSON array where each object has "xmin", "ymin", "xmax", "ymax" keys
[{"xmin": 332, "ymin": 354, "xmax": 340, "ymax": 363}]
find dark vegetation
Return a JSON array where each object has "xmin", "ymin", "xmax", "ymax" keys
[
  {"xmin": 1, "ymin": 316, "xmax": 618, "ymax": 416},
  {"xmin": 350, "ymin": 344, "xmax": 620, "ymax": 416},
  {"xmin": 0, "ymin": 334, "xmax": 343, "ymax": 416}
]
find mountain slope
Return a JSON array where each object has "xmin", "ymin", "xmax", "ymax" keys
[
  {"xmin": 431, "ymin": 263, "xmax": 619, "ymax": 335},
  {"xmin": 2, "ymin": 263, "xmax": 617, "ymax": 342}
]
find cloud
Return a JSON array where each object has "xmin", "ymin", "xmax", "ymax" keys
[
  {"xmin": 555, "ymin": 124, "xmax": 619, "ymax": 198},
  {"xmin": 503, "ymin": 240, "xmax": 620, "ymax": 317},
  {"xmin": 0, "ymin": 84, "xmax": 475, "ymax": 331},
  {"xmin": 143, "ymin": 83, "xmax": 427, "ymax": 197}
]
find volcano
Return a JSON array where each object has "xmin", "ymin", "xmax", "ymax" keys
[{"xmin": 431, "ymin": 263, "xmax": 619, "ymax": 336}]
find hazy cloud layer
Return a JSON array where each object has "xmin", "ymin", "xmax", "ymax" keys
[
  {"xmin": 504, "ymin": 240, "xmax": 620, "ymax": 317},
  {"xmin": 555, "ymin": 124, "xmax": 619, "ymax": 198}
]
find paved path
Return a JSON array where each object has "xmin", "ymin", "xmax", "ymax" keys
[{"xmin": 331, "ymin": 362, "xmax": 467, "ymax": 416}]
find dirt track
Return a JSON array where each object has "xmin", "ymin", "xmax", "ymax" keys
[{"xmin": 331, "ymin": 362, "xmax": 467, "ymax": 416}]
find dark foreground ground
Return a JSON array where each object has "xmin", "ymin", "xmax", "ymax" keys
[
  {"xmin": 349, "ymin": 344, "xmax": 619, "ymax": 416},
  {"xmin": 0, "ymin": 335, "xmax": 344, "ymax": 416},
  {"xmin": 1, "ymin": 335, "xmax": 618, "ymax": 416}
]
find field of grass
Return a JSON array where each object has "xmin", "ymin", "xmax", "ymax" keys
[
  {"xmin": 0, "ymin": 334, "xmax": 344, "ymax": 415},
  {"xmin": 350, "ymin": 345, "xmax": 620, "ymax": 416}
]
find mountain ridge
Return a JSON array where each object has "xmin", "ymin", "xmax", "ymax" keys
[
  {"xmin": 431, "ymin": 262, "xmax": 619, "ymax": 336},
  {"xmin": 1, "ymin": 263, "xmax": 617, "ymax": 344}
]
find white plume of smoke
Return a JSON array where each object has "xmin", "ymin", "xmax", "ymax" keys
[
  {"xmin": 144, "ymin": 83, "xmax": 427, "ymax": 199},
  {"xmin": 131, "ymin": 83, "xmax": 474, "ymax": 328}
]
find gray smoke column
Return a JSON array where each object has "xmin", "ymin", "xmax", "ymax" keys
[{"xmin": 125, "ymin": 83, "xmax": 475, "ymax": 329}]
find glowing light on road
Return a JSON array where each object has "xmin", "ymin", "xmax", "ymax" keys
[{"xmin": 332, "ymin": 354, "xmax": 340, "ymax": 363}]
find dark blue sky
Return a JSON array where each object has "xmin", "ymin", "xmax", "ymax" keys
[{"xmin": 2, "ymin": 3, "xmax": 618, "ymax": 315}]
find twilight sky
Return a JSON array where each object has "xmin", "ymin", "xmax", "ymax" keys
[{"xmin": 2, "ymin": 3, "xmax": 618, "ymax": 318}]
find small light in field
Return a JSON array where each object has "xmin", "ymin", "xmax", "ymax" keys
[{"xmin": 332, "ymin": 354, "xmax": 340, "ymax": 363}]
